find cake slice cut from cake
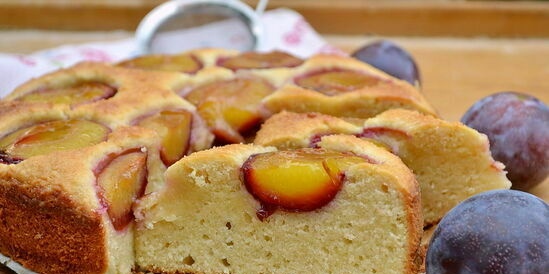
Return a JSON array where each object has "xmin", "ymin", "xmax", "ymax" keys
[
  {"xmin": 255, "ymin": 110, "xmax": 511, "ymax": 226},
  {"xmin": 0, "ymin": 126, "xmax": 165, "ymax": 274},
  {"xmin": 135, "ymin": 135, "xmax": 422, "ymax": 274}
]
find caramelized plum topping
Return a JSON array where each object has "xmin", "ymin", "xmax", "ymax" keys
[
  {"xmin": 0, "ymin": 120, "xmax": 110, "ymax": 160},
  {"xmin": 218, "ymin": 51, "xmax": 303, "ymax": 70},
  {"xmin": 241, "ymin": 148, "xmax": 366, "ymax": 220},
  {"xmin": 295, "ymin": 69, "xmax": 380, "ymax": 96},
  {"xmin": 95, "ymin": 150, "xmax": 148, "ymax": 231},
  {"xmin": 16, "ymin": 81, "xmax": 116, "ymax": 107},
  {"xmin": 185, "ymin": 78, "xmax": 274, "ymax": 144},
  {"xmin": 135, "ymin": 109, "xmax": 193, "ymax": 166},
  {"xmin": 117, "ymin": 54, "xmax": 202, "ymax": 74}
]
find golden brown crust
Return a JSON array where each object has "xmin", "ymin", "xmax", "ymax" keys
[
  {"xmin": 255, "ymin": 111, "xmax": 362, "ymax": 149},
  {"xmin": 0, "ymin": 178, "xmax": 106, "ymax": 274},
  {"xmin": 416, "ymin": 223, "xmax": 438, "ymax": 273},
  {"xmin": 363, "ymin": 108, "xmax": 448, "ymax": 130},
  {"xmin": 4, "ymin": 147, "xmax": 100, "ymax": 211}
]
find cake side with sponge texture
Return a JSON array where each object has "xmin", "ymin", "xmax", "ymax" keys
[{"xmin": 135, "ymin": 135, "xmax": 422, "ymax": 274}]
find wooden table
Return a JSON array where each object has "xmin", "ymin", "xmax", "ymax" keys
[{"xmin": 0, "ymin": 0, "xmax": 547, "ymax": 199}]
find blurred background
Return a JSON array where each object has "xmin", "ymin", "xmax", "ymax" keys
[{"xmin": 1, "ymin": 0, "xmax": 548, "ymax": 53}]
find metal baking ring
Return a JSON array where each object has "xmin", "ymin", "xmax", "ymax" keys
[{"xmin": 135, "ymin": 0, "xmax": 265, "ymax": 55}]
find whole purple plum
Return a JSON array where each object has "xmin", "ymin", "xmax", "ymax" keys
[
  {"xmin": 426, "ymin": 190, "xmax": 549, "ymax": 274},
  {"xmin": 351, "ymin": 40, "xmax": 421, "ymax": 88},
  {"xmin": 461, "ymin": 91, "xmax": 549, "ymax": 190}
]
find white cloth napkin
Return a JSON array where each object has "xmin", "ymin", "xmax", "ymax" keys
[{"xmin": 0, "ymin": 8, "xmax": 346, "ymax": 98}]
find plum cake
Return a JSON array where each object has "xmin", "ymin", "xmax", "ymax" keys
[{"xmin": 0, "ymin": 48, "xmax": 462, "ymax": 274}]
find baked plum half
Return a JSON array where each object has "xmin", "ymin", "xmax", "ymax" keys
[
  {"xmin": 241, "ymin": 148, "xmax": 367, "ymax": 220},
  {"xmin": 218, "ymin": 51, "xmax": 303, "ymax": 70},
  {"xmin": 295, "ymin": 69, "xmax": 381, "ymax": 96},
  {"xmin": 134, "ymin": 109, "xmax": 193, "ymax": 166},
  {"xmin": 14, "ymin": 81, "xmax": 117, "ymax": 107},
  {"xmin": 95, "ymin": 149, "xmax": 148, "ymax": 231},
  {"xmin": 118, "ymin": 54, "xmax": 202, "ymax": 74},
  {"xmin": 0, "ymin": 120, "xmax": 110, "ymax": 164},
  {"xmin": 185, "ymin": 78, "xmax": 274, "ymax": 144}
]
